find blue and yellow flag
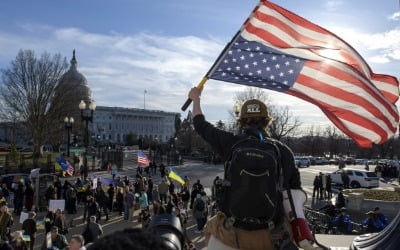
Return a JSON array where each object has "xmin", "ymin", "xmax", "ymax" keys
[
  {"xmin": 168, "ymin": 167, "xmax": 185, "ymax": 185},
  {"xmin": 54, "ymin": 162, "xmax": 63, "ymax": 171}
]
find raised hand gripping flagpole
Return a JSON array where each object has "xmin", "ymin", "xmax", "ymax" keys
[{"xmin": 180, "ymin": 2, "xmax": 262, "ymax": 111}]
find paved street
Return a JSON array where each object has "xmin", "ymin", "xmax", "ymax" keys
[{"xmin": 7, "ymin": 157, "xmax": 398, "ymax": 249}]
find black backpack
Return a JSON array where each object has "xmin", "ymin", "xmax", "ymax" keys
[
  {"xmin": 195, "ymin": 198, "xmax": 206, "ymax": 212},
  {"xmin": 219, "ymin": 136, "xmax": 283, "ymax": 230}
]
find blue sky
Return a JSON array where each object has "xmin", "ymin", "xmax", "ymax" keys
[{"xmin": 0, "ymin": 0, "xmax": 399, "ymax": 131}]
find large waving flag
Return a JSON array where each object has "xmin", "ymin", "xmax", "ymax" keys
[
  {"xmin": 168, "ymin": 167, "xmax": 185, "ymax": 185},
  {"xmin": 202, "ymin": 0, "xmax": 399, "ymax": 147},
  {"xmin": 137, "ymin": 150, "xmax": 150, "ymax": 167}
]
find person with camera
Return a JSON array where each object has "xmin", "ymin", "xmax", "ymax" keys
[{"xmin": 187, "ymin": 87, "xmax": 314, "ymax": 249}]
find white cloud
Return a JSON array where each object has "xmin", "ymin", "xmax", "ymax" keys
[
  {"xmin": 367, "ymin": 55, "xmax": 391, "ymax": 64},
  {"xmin": 328, "ymin": 26, "xmax": 400, "ymax": 63},
  {"xmin": 325, "ymin": 0, "xmax": 344, "ymax": 11},
  {"xmin": 388, "ymin": 11, "xmax": 400, "ymax": 21}
]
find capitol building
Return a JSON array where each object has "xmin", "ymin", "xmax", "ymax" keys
[{"xmin": 91, "ymin": 106, "xmax": 179, "ymax": 144}]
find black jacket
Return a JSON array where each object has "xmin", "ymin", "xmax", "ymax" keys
[{"xmin": 193, "ymin": 114, "xmax": 301, "ymax": 189}]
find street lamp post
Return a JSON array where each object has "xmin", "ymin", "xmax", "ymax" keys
[
  {"xmin": 64, "ymin": 116, "xmax": 74, "ymax": 157},
  {"xmin": 79, "ymin": 100, "xmax": 96, "ymax": 178}
]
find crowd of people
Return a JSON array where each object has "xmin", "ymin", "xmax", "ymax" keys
[{"xmin": 0, "ymin": 162, "xmax": 215, "ymax": 250}]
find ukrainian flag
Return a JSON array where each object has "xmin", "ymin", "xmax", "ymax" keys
[
  {"xmin": 168, "ymin": 167, "xmax": 185, "ymax": 185},
  {"xmin": 23, "ymin": 235, "xmax": 31, "ymax": 241},
  {"xmin": 55, "ymin": 162, "xmax": 63, "ymax": 171}
]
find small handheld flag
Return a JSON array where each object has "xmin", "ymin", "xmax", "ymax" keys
[
  {"xmin": 168, "ymin": 167, "xmax": 185, "ymax": 185},
  {"xmin": 137, "ymin": 150, "xmax": 150, "ymax": 167}
]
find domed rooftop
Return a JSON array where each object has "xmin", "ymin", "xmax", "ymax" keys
[
  {"xmin": 54, "ymin": 50, "xmax": 92, "ymax": 121},
  {"xmin": 58, "ymin": 50, "xmax": 91, "ymax": 99}
]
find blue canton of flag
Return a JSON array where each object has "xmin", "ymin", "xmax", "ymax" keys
[{"xmin": 211, "ymin": 36, "xmax": 306, "ymax": 92}]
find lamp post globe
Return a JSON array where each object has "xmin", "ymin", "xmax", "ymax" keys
[{"xmin": 64, "ymin": 116, "xmax": 74, "ymax": 157}]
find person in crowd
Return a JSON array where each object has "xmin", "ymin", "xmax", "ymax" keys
[
  {"xmin": 9, "ymin": 231, "xmax": 28, "ymax": 250},
  {"xmin": 373, "ymin": 207, "xmax": 389, "ymax": 227},
  {"xmin": 139, "ymin": 189, "xmax": 149, "ymax": 212},
  {"xmin": 326, "ymin": 175, "xmax": 333, "ymax": 199},
  {"xmin": 336, "ymin": 189, "xmax": 346, "ymax": 209},
  {"xmin": 69, "ymin": 234, "xmax": 86, "ymax": 250},
  {"xmin": 54, "ymin": 177, "xmax": 62, "ymax": 200},
  {"xmin": 147, "ymin": 176, "xmax": 154, "ymax": 203},
  {"xmin": 44, "ymin": 208, "xmax": 55, "ymax": 234},
  {"xmin": 123, "ymin": 176, "xmax": 130, "ymax": 187},
  {"xmin": 192, "ymin": 194, "xmax": 207, "ymax": 233},
  {"xmin": 107, "ymin": 184, "xmax": 115, "ymax": 212},
  {"xmin": 332, "ymin": 207, "xmax": 353, "ymax": 234},
  {"xmin": 341, "ymin": 171, "xmax": 350, "ymax": 189},
  {"xmin": 45, "ymin": 185, "xmax": 56, "ymax": 205},
  {"xmin": 84, "ymin": 216, "xmax": 103, "ymax": 244},
  {"xmin": 312, "ymin": 174, "xmax": 322, "ymax": 200},
  {"xmin": 124, "ymin": 187, "xmax": 135, "ymax": 221},
  {"xmin": 74, "ymin": 178, "xmax": 84, "ymax": 204},
  {"xmin": 22, "ymin": 211, "xmax": 37, "ymax": 250},
  {"xmin": 13, "ymin": 181, "xmax": 25, "ymax": 215},
  {"xmin": 53, "ymin": 209, "xmax": 68, "ymax": 235},
  {"xmin": 362, "ymin": 211, "xmax": 385, "ymax": 233},
  {"xmin": 24, "ymin": 182, "xmax": 35, "ymax": 212},
  {"xmin": 0, "ymin": 184, "xmax": 10, "ymax": 206},
  {"xmin": 95, "ymin": 187, "xmax": 109, "ymax": 221},
  {"xmin": 183, "ymin": 176, "xmax": 190, "ymax": 190},
  {"xmin": 153, "ymin": 200, "xmax": 166, "ymax": 216},
  {"xmin": 319, "ymin": 200, "xmax": 336, "ymax": 218},
  {"xmin": 320, "ymin": 172, "xmax": 327, "ymax": 200},
  {"xmin": 188, "ymin": 87, "xmax": 313, "ymax": 249},
  {"xmin": 165, "ymin": 195, "xmax": 175, "ymax": 214},
  {"xmin": 159, "ymin": 163, "xmax": 166, "ymax": 178},
  {"xmin": 192, "ymin": 180, "xmax": 203, "ymax": 192},
  {"xmin": 115, "ymin": 187, "xmax": 124, "ymax": 216},
  {"xmin": 41, "ymin": 226, "xmax": 68, "ymax": 250},
  {"xmin": 83, "ymin": 196, "xmax": 99, "ymax": 223},
  {"xmin": 158, "ymin": 181, "xmax": 169, "ymax": 204},
  {"xmin": 0, "ymin": 205, "xmax": 13, "ymax": 241},
  {"xmin": 189, "ymin": 185, "xmax": 200, "ymax": 210},
  {"xmin": 168, "ymin": 181, "xmax": 175, "ymax": 195},
  {"xmin": 211, "ymin": 176, "xmax": 222, "ymax": 201},
  {"xmin": 66, "ymin": 186, "xmax": 78, "ymax": 214},
  {"xmin": 180, "ymin": 186, "xmax": 190, "ymax": 211}
]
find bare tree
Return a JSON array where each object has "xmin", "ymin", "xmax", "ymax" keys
[
  {"xmin": 0, "ymin": 49, "xmax": 68, "ymax": 162},
  {"xmin": 233, "ymin": 87, "xmax": 301, "ymax": 140}
]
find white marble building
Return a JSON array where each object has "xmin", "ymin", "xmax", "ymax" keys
[{"xmin": 91, "ymin": 106, "xmax": 179, "ymax": 144}]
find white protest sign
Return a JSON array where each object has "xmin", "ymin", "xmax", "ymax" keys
[
  {"xmin": 19, "ymin": 212, "xmax": 29, "ymax": 224},
  {"xmin": 93, "ymin": 178, "xmax": 98, "ymax": 189},
  {"xmin": 49, "ymin": 199, "xmax": 65, "ymax": 212}
]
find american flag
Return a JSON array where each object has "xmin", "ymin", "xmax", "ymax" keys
[
  {"xmin": 66, "ymin": 160, "xmax": 74, "ymax": 176},
  {"xmin": 137, "ymin": 150, "xmax": 150, "ymax": 167},
  {"xmin": 207, "ymin": 1, "xmax": 399, "ymax": 147}
]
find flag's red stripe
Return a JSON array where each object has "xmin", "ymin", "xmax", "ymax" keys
[
  {"xmin": 296, "ymin": 73, "xmax": 395, "ymax": 132},
  {"xmin": 371, "ymin": 74, "xmax": 400, "ymax": 103},
  {"xmin": 253, "ymin": 6, "xmax": 372, "ymax": 80},
  {"xmin": 252, "ymin": 11, "xmax": 325, "ymax": 47},
  {"xmin": 286, "ymin": 89, "xmax": 386, "ymax": 147},
  {"xmin": 304, "ymin": 61, "xmax": 398, "ymax": 124},
  {"xmin": 245, "ymin": 22, "xmax": 291, "ymax": 48}
]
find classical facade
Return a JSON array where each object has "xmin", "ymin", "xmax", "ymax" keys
[{"xmin": 90, "ymin": 106, "xmax": 179, "ymax": 144}]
